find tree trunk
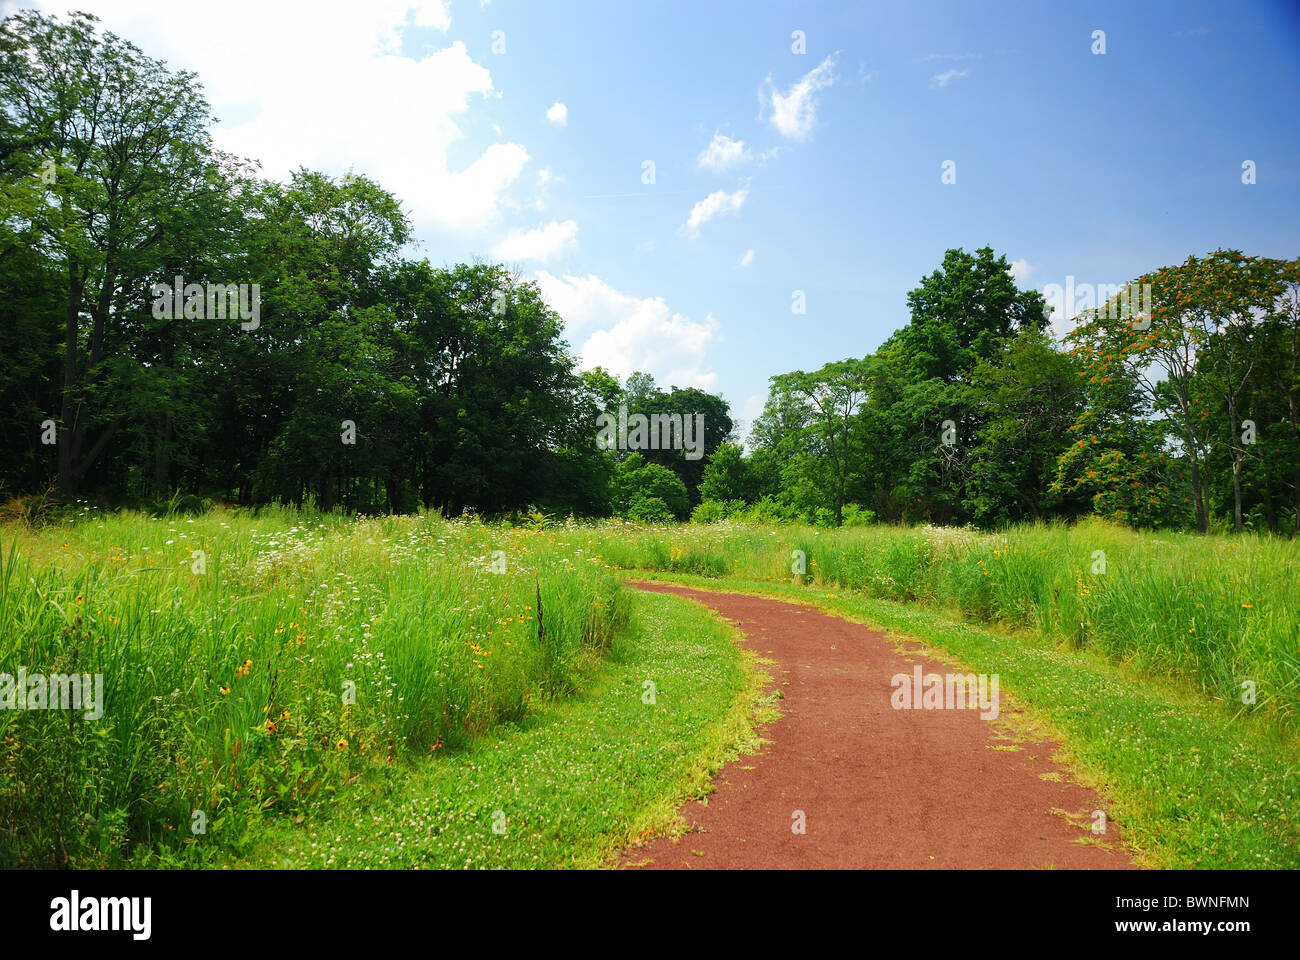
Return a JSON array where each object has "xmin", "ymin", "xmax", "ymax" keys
[
  {"xmin": 1227, "ymin": 395, "xmax": 1243, "ymax": 533},
  {"xmin": 1188, "ymin": 451, "xmax": 1208, "ymax": 533},
  {"xmin": 322, "ymin": 465, "xmax": 337, "ymax": 512},
  {"xmin": 153, "ymin": 413, "xmax": 174, "ymax": 499},
  {"xmin": 57, "ymin": 261, "xmax": 85, "ymax": 499}
]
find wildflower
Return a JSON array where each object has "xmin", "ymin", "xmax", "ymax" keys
[
  {"xmin": 220, "ymin": 685, "xmax": 230, "ymax": 695},
  {"xmin": 265, "ymin": 720, "xmax": 277, "ymax": 734},
  {"xmin": 337, "ymin": 738, "xmax": 348, "ymax": 751}
]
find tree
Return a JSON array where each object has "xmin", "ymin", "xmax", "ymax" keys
[
  {"xmin": 0, "ymin": 11, "xmax": 235, "ymax": 497},
  {"xmin": 964, "ymin": 329, "xmax": 1086, "ymax": 524},
  {"xmin": 1067, "ymin": 252, "xmax": 1294, "ymax": 532},
  {"xmin": 892, "ymin": 246, "xmax": 1047, "ymax": 384},
  {"xmin": 767, "ymin": 359, "xmax": 871, "ymax": 526},
  {"xmin": 700, "ymin": 442, "xmax": 752, "ymax": 503},
  {"xmin": 610, "ymin": 454, "xmax": 689, "ymax": 520}
]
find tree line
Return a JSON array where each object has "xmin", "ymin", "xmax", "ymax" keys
[
  {"xmin": 0, "ymin": 11, "xmax": 730, "ymax": 518},
  {"xmin": 3, "ymin": 11, "xmax": 1297, "ymax": 533},
  {"xmin": 707, "ymin": 247, "xmax": 1300, "ymax": 534}
]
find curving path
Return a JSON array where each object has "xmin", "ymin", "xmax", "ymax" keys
[{"xmin": 620, "ymin": 583, "xmax": 1136, "ymax": 870}]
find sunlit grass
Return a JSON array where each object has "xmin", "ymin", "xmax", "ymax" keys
[
  {"xmin": 0, "ymin": 506, "xmax": 626, "ymax": 866},
  {"xmin": 4, "ymin": 504, "xmax": 1295, "ymax": 869},
  {"xmin": 575, "ymin": 517, "xmax": 1300, "ymax": 732}
]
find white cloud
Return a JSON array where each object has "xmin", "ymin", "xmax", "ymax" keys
[
  {"xmin": 46, "ymin": 1, "xmax": 530, "ymax": 237},
  {"xmin": 532, "ymin": 168, "xmax": 553, "ymax": 211},
  {"xmin": 762, "ymin": 55, "xmax": 836, "ymax": 141},
  {"xmin": 682, "ymin": 181, "xmax": 749, "ymax": 236},
  {"xmin": 930, "ymin": 68, "xmax": 969, "ymax": 88},
  {"xmin": 546, "ymin": 101, "xmax": 568, "ymax": 126},
  {"xmin": 492, "ymin": 219, "xmax": 578, "ymax": 262},
  {"xmin": 1008, "ymin": 259, "xmax": 1032, "ymax": 284},
  {"xmin": 738, "ymin": 249, "xmax": 754, "ymax": 267},
  {"xmin": 698, "ymin": 132, "xmax": 752, "ymax": 172},
  {"xmin": 534, "ymin": 271, "xmax": 720, "ymax": 389}
]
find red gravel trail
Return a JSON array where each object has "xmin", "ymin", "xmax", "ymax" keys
[{"xmin": 620, "ymin": 583, "xmax": 1136, "ymax": 870}]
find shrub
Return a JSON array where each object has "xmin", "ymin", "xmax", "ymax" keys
[
  {"xmin": 626, "ymin": 495, "xmax": 674, "ymax": 523},
  {"xmin": 691, "ymin": 500, "xmax": 727, "ymax": 523}
]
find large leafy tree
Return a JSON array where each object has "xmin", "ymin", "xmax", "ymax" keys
[
  {"xmin": 766, "ymin": 358, "xmax": 871, "ymax": 525},
  {"xmin": 0, "ymin": 11, "xmax": 237, "ymax": 497},
  {"xmin": 892, "ymin": 246, "xmax": 1048, "ymax": 384},
  {"xmin": 602, "ymin": 373, "xmax": 733, "ymax": 504},
  {"xmin": 1067, "ymin": 251, "xmax": 1295, "ymax": 532},
  {"xmin": 964, "ymin": 329, "xmax": 1086, "ymax": 524}
]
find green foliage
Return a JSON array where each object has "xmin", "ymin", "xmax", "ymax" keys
[
  {"xmin": 699, "ymin": 443, "xmax": 751, "ymax": 503},
  {"xmin": 964, "ymin": 329, "xmax": 1087, "ymax": 524},
  {"xmin": 611, "ymin": 454, "xmax": 689, "ymax": 520},
  {"xmin": 690, "ymin": 499, "xmax": 727, "ymax": 523},
  {"xmin": 890, "ymin": 245, "xmax": 1048, "ymax": 383},
  {"xmin": 0, "ymin": 509, "xmax": 628, "ymax": 866},
  {"xmin": 579, "ymin": 518, "xmax": 1300, "ymax": 735},
  {"xmin": 626, "ymin": 496, "xmax": 674, "ymax": 523}
]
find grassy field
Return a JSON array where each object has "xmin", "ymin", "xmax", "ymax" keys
[
  {"xmin": 3, "ymin": 505, "xmax": 1297, "ymax": 868},
  {"xmin": 0, "ymin": 506, "xmax": 635, "ymax": 866},
  {"xmin": 577, "ymin": 518, "xmax": 1300, "ymax": 733},
  {"xmin": 227, "ymin": 588, "xmax": 771, "ymax": 868}
]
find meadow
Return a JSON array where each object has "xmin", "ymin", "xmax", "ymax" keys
[
  {"xmin": 0, "ymin": 505, "xmax": 630, "ymax": 866},
  {"xmin": 586, "ymin": 518, "xmax": 1300, "ymax": 732},
  {"xmin": 2, "ymin": 505, "xmax": 1297, "ymax": 868}
]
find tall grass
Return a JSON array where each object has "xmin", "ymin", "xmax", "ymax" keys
[
  {"xmin": 0, "ymin": 507, "xmax": 626, "ymax": 866},
  {"xmin": 579, "ymin": 517, "xmax": 1300, "ymax": 731},
  {"xmin": 5, "ymin": 506, "xmax": 1295, "ymax": 866}
]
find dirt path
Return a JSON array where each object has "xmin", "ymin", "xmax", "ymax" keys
[{"xmin": 620, "ymin": 583, "xmax": 1135, "ymax": 870}]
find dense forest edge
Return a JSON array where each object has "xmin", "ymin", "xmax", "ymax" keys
[{"xmin": 2, "ymin": 11, "xmax": 1299, "ymax": 535}]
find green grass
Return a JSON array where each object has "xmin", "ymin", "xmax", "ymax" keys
[
  {"xmin": 6, "ymin": 504, "xmax": 1297, "ymax": 870},
  {"xmin": 0, "ymin": 506, "xmax": 631, "ymax": 866},
  {"xmin": 628, "ymin": 571, "xmax": 1300, "ymax": 869},
  {"xmin": 224, "ymin": 587, "xmax": 771, "ymax": 868},
  {"xmin": 577, "ymin": 517, "xmax": 1300, "ymax": 734}
]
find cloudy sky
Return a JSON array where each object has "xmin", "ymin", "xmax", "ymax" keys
[{"xmin": 23, "ymin": 0, "xmax": 1300, "ymax": 437}]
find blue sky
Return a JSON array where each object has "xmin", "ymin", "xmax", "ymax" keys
[{"xmin": 34, "ymin": 0, "xmax": 1300, "ymax": 436}]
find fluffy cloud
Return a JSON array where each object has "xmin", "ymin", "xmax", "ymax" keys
[
  {"xmin": 738, "ymin": 249, "xmax": 754, "ymax": 267},
  {"xmin": 492, "ymin": 219, "xmax": 578, "ymax": 262},
  {"xmin": 45, "ymin": 1, "xmax": 528, "ymax": 236},
  {"xmin": 930, "ymin": 68, "xmax": 969, "ymax": 88},
  {"xmin": 763, "ymin": 55, "xmax": 836, "ymax": 141},
  {"xmin": 682, "ymin": 181, "xmax": 749, "ymax": 236},
  {"xmin": 1008, "ymin": 259, "xmax": 1032, "ymax": 284},
  {"xmin": 698, "ymin": 133, "xmax": 752, "ymax": 171},
  {"xmin": 534, "ymin": 271, "xmax": 720, "ymax": 389},
  {"xmin": 546, "ymin": 101, "xmax": 568, "ymax": 126}
]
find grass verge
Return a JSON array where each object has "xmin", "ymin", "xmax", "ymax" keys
[{"xmin": 224, "ymin": 587, "xmax": 773, "ymax": 868}]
